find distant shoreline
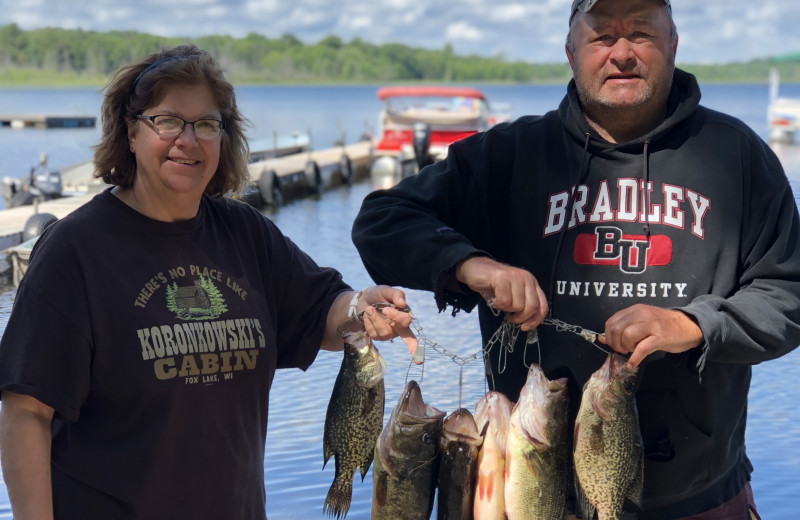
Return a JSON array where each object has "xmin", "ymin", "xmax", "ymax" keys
[
  {"xmin": 1, "ymin": 24, "xmax": 798, "ymax": 88},
  {"xmin": 1, "ymin": 75, "xmax": 798, "ymax": 89}
]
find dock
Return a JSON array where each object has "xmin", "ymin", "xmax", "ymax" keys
[
  {"xmin": 0, "ymin": 140, "xmax": 375, "ymax": 255},
  {"xmin": 0, "ymin": 114, "xmax": 96, "ymax": 129},
  {"xmin": 768, "ymin": 68, "xmax": 800, "ymax": 144},
  {"xmin": 245, "ymin": 141, "xmax": 374, "ymax": 204},
  {"xmin": 0, "ymin": 194, "xmax": 95, "ymax": 251}
]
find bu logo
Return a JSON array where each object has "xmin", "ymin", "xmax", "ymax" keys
[{"xmin": 574, "ymin": 226, "xmax": 673, "ymax": 274}]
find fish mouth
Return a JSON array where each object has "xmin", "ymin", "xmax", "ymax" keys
[
  {"xmin": 373, "ymin": 348, "xmax": 387, "ymax": 381},
  {"xmin": 588, "ymin": 354, "xmax": 637, "ymax": 420},
  {"xmin": 398, "ymin": 381, "xmax": 445, "ymax": 425},
  {"xmin": 511, "ymin": 365, "xmax": 568, "ymax": 448},
  {"xmin": 441, "ymin": 408, "xmax": 481, "ymax": 445},
  {"xmin": 353, "ymin": 343, "xmax": 386, "ymax": 388},
  {"xmin": 474, "ymin": 391, "xmax": 513, "ymax": 451},
  {"xmin": 402, "ymin": 381, "xmax": 426, "ymax": 417},
  {"xmin": 605, "ymin": 353, "xmax": 637, "ymax": 379},
  {"xmin": 378, "ymin": 380, "xmax": 445, "ymax": 479}
]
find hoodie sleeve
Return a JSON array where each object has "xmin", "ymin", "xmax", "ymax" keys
[
  {"xmin": 352, "ymin": 135, "xmax": 497, "ymax": 313},
  {"xmin": 680, "ymin": 136, "xmax": 800, "ymax": 368}
]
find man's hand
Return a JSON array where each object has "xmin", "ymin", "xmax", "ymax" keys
[
  {"xmin": 598, "ymin": 304, "xmax": 704, "ymax": 368},
  {"xmin": 455, "ymin": 256, "xmax": 548, "ymax": 331}
]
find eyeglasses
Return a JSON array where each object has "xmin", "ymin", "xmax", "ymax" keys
[{"xmin": 137, "ymin": 114, "xmax": 225, "ymax": 140}]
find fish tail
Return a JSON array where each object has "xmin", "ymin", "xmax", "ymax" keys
[{"xmin": 323, "ymin": 476, "xmax": 353, "ymax": 519}]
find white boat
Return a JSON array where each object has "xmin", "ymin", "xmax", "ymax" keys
[
  {"xmin": 371, "ymin": 86, "xmax": 510, "ymax": 180},
  {"xmin": 768, "ymin": 68, "xmax": 800, "ymax": 144}
]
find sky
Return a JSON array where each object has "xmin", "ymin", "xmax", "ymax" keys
[{"xmin": 1, "ymin": 0, "xmax": 799, "ymax": 65}]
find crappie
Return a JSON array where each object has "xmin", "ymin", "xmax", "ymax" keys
[
  {"xmin": 322, "ymin": 323, "xmax": 386, "ymax": 519},
  {"xmin": 437, "ymin": 408, "xmax": 482, "ymax": 520},
  {"xmin": 573, "ymin": 354, "xmax": 643, "ymax": 520},
  {"xmin": 371, "ymin": 380, "xmax": 446, "ymax": 520},
  {"xmin": 473, "ymin": 391, "xmax": 513, "ymax": 520},
  {"xmin": 504, "ymin": 364, "xmax": 569, "ymax": 520}
]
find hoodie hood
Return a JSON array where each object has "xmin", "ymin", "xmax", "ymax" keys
[
  {"xmin": 559, "ymin": 68, "xmax": 702, "ymax": 150},
  {"xmin": 546, "ymin": 68, "xmax": 702, "ymax": 315}
]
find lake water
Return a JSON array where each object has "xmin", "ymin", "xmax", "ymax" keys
[{"xmin": 1, "ymin": 81, "xmax": 800, "ymax": 518}]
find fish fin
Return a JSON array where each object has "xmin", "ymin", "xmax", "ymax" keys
[
  {"xmin": 625, "ymin": 458, "xmax": 644, "ymax": 510},
  {"xmin": 476, "ymin": 470, "xmax": 495, "ymax": 503},
  {"xmin": 323, "ymin": 441, "xmax": 334, "ymax": 468},
  {"xmin": 523, "ymin": 449, "xmax": 546, "ymax": 479},
  {"xmin": 357, "ymin": 453, "xmax": 374, "ymax": 481},
  {"xmin": 373, "ymin": 468, "xmax": 388, "ymax": 508},
  {"xmin": 574, "ymin": 476, "xmax": 597, "ymax": 520},
  {"xmin": 323, "ymin": 472, "xmax": 353, "ymax": 519}
]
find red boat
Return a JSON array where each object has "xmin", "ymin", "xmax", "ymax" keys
[{"xmin": 371, "ymin": 86, "xmax": 510, "ymax": 179}]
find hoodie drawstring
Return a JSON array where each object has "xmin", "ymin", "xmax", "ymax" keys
[
  {"xmin": 547, "ymin": 133, "xmax": 592, "ymax": 315},
  {"xmin": 642, "ymin": 140, "xmax": 652, "ymax": 241},
  {"xmin": 546, "ymin": 135, "xmax": 654, "ymax": 316}
]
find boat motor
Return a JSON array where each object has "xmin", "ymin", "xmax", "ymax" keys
[
  {"xmin": 412, "ymin": 122, "xmax": 433, "ymax": 172},
  {"xmin": 3, "ymin": 167, "xmax": 64, "ymax": 208},
  {"xmin": 32, "ymin": 168, "xmax": 63, "ymax": 199}
]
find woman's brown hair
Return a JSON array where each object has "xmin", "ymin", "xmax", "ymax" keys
[{"xmin": 93, "ymin": 44, "xmax": 250, "ymax": 198}]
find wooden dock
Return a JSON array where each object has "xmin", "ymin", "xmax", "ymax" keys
[
  {"xmin": 0, "ymin": 194, "xmax": 95, "ymax": 251},
  {"xmin": 0, "ymin": 114, "xmax": 96, "ymax": 129},
  {"xmin": 0, "ymin": 140, "xmax": 375, "ymax": 253},
  {"xmin": 245, "ymin": 141, "xmax": 373, "ymax": 204}
]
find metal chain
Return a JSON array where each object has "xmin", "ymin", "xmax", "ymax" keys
[
  {"xmin": 355, "ymin": 302, "xmax": 611, "ymax": 405},
  {"xmin": 403, "ymin": 316, "xmax": 486, "ymax": 408}
]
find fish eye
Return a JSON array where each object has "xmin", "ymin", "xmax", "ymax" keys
[{"xmin": 422, "ymin": 433, "xmax": 435, "ymax": 444}]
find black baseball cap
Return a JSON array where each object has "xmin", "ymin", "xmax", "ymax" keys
[{"xmin": 569, "ymin": 0, "xmax": 671, "ymax": 26}]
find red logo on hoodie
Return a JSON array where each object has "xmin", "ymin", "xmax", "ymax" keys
[{"xmin": 574, "ymin": 226, "xmax": 672, "ymax": 274}]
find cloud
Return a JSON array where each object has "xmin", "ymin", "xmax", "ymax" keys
[
  {"xmin": 0, "ymin": 0, "xmax": 798, "ymax": 64},
  {"xmin": 489, "ymin": 4, "xmax": 529, "ymax": 22},
  {"xmin": 445, "ymin": 21, "xmax": 483, "ymax": 43}
]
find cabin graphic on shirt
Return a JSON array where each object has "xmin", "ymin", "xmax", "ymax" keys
[{"xmin": 166, "ymin": 277, "xmax": 228, "ymax": 320}]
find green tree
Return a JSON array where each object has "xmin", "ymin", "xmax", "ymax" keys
[
  {"xmin": 1, "ymin": 24, "xmax": 798, "ymax": 86},
  {"xmin": 166, "ymin": 282, "xmax": 179, "ymax": 316},
  {"xmin": 199, "ymin": 276, "xmax": 228, "ymax": 318}
]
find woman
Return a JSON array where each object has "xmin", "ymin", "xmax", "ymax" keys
[{"xmin": 0, "ymin": 45, "xmax": 414, "ymax": 519}]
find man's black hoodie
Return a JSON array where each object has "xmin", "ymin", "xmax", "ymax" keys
[{"xmin": 352, "ymin": 69, "xmax": 800, "ymax": 518}]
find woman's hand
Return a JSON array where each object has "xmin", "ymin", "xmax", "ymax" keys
[
  {"xmin": 358, "ymin": 286, "xmax": 419, "ymax": 361},
  {"xmin": 323, "ymin": 286, "xmax": 419, "ymax": 362}
]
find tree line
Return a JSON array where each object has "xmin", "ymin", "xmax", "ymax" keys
[{"xmin": 0, "ymin": 23, "xmax": 798, "ymax": 86}]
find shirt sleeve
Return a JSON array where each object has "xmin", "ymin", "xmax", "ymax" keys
[
  {"xmin": 352, "ymin": 135, "xmax": 496, "ymax": 313},
  {"xmin": 0, "ymin": 227, "xmax": 93, "ymax": 422},
  {"xmin": 680, "ymin": 136, "xmax": 800, "ymax": 369},
  {"xmin": 259, "ymin": 216, "xmax": 351, "ymax": 370}
]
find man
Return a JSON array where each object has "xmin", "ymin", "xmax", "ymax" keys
[{"xmin": 352, "ymin": 0, "xmax": 800, "ymax": 518}]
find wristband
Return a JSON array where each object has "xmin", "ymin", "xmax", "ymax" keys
[{"xmin": 348, "ymin": 289, "xmax": 364, "ymax": 318}]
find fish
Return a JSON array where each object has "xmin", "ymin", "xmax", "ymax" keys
[
  {"xmin": 473, "ymin": 391, "xmax": 513, "ymax": 520},
  {"xmin": 437, "ymin": 408, "xmax": 483, "ymax": 520},
  {"xmin": 573, "ymin": 353, "xmax": 643, "ymax": 520},
  {"xmin": 322, "ymin": 323, "xmax": 386, "ymax": 519},
  {"xmin": 504, "ymin": 364, "xmax": 569, "ymax": 520},
  {"xmin": 371, "ymin": 380, "xmax": 446, "ymax": 520}
]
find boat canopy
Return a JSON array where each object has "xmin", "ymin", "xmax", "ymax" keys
[{"xmin": 377, "ymin": 86, "xmax": 487, "ymax": 102}]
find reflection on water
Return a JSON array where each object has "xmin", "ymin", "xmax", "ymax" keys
[
  {"xmin": 1, "ymin": 147, "xmax": 800, "ymax": 518},
  {"xmin": 262, "ymin": 147, "xmax": 800, "ymax": 519},
  {"xmin": 262, "ymin": 180, "xmax": 486, "ymax": 519}
]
